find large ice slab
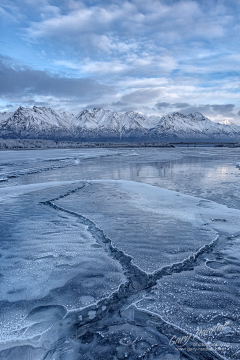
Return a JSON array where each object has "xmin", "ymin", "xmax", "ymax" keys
[
  {"xmin": 55, "ymin": 180, "xmax": 240, "ymax": 274},
  {"xmin": 0, "ymin": 186, "xmax": 126, "ymax": 352},
  {"xmin": 135, "ymin": 234, "xmax": 240, "ymax": 359},
  {"xmin": 53, "ymin": 180, "xmax": 240, "ymax": 358}
]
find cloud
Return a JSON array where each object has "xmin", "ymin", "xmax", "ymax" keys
[
  {"xmin": 25, "ymin": 0, "xmax": 230, "ymax": 48},
  {"xmin": 3, "ymin": 0, "xmax": 240, "ymax": 98},
  {"xmin": 121, "ymin": 88, "xmax": 163, "ymax": 104},
  {"xmin": 111, "ymin": 101, "xmax": 128, "ymax": 106},
  {"xmin": 85, "ymin": 103, "xmax": 109, "ymax": 110},
  {"xmin": 0, "ymin": 1, "xmax": 24, "ymax": 22},
  {"xmin": 1, "ymin": 0, "xmax": 240, "ymax": 126},
  {"xmin": 178, "ymin": 104, "xmax": 212, "ymax": 115},
  {"xmin": 153, "ymin": 101, "xmax": 239, "ymax": 121},
  {"xmin": 0, "ymin": 55, "xmax": 113, "ymax": 103},
  {"xmin": 211, "ymin": 104, "xmax": 235, "ymax": 113},
  {"xmin": 155, "ymin": 102, "xmax": 171, "ymax": 109},
  {"xmin": 18, "ymin": 0, "xmax": 235, "ymax": 86},
  {"xmin": 19, "ymin": 99, "xmax": 52, "ymax": 107},
  {"xmin": 173, "ymin": 103, "xmax": 191, "ymax": 108},
  {"xmin": 54, "ymin": 52, "xmax": 176, "ymax": 78},
  {"xmin": 154, "ymin": 101, "xmax": 237, "ymax": 115}
]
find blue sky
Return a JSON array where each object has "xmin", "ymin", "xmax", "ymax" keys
[{"xmin": 0, "ymin": 0, "xmax": 240, "ymax": 123}]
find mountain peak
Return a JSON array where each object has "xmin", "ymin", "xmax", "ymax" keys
[
  {"xmin": 1, "ymin": 107, "xmax": 240, "ymax": 141},
  {"xmin": 170, "ymin": 112, "xmax": 186, "ymax": 117},
  {"xmin": 187, "ymin": 112, "xmax": 206, "ymax": 121},
  {"xmin": 17, "ymin": 106, "xmax": 25, "ymax": 112},
  {"xmin": 93, "ymin": 107, "xmax": 103, "ymax": 112},
  {"xmin": 219, "ymin": 119, "xmax": 236, "ymax": 126}
]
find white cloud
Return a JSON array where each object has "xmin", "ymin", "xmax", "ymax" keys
[
  {"xmin": 2, "ymin": 0, "xmax": 240, "ymax": 125},
  {"xmin": 25, "ymin": 0, "xmax": 229, "ymax": 45},
  {"xmin": 53, "ymin": 50, "xmax": 177, "ymax": 77}
]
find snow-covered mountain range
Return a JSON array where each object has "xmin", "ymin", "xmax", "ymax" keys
[{"xmin": 1, "ymin": 106, "xmax": 240, "ymax": 142}]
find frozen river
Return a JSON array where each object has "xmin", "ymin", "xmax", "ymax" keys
[{"xmin": 0, "ymin": 147, "xmax": 240, "ymax": 360}]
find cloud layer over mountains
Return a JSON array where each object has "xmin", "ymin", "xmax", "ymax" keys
[{"xmin": 1, "ymin": 0, "xmax": 240, "ymax": 124}]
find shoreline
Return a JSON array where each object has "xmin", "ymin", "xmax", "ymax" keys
[{"xmin": 0, "ymin": 138, "xmax": 239, "ymax": 150}]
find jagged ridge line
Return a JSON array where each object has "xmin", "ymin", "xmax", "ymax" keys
[{"xmin": 1, "ymin": 106, "xmax": 240, "ymax": 142}]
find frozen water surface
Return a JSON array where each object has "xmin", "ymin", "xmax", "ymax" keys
[
  {"xmin": 135, "ymin": 234, "xmax": 240, "ymax": 359},
  {"xmin": 55, "ymin": 180, "xmax": 224, "ymax": 273},
  {"xmin": 0, "ymin": 184, "xmax": 126, "ymax": 356},
  {"xmin": 0, "ymin": 147, "xmax": 240, "ymax": 359}
]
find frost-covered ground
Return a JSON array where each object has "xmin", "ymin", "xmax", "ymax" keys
[{"xmin": 0, "ymin": 147, "xmax": 240, "ymax": 360}]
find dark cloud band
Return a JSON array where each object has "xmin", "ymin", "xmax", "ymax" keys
[{"xmin": 0, "ymin": 55, "xmax": 113, "ymax": 100}]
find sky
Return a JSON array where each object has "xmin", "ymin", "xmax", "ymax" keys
[{"xmin": 0, "ymin": 0, "xmax": 240, "ymax": 124}]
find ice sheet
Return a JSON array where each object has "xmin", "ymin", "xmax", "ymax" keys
[
  {"xmin": 0, "ymin": 180, "xmax": 80, "ymax": 202},
  {"xmin": 52, "ymin": 179, "xmax": 240, "ymax": 359},
  {"xmin": 135, "ymin": 235, "xmax": 240, "ymax": 359},
  {"xmin": 1, "ymin": 147, "xmax": 240, "ymax": 359},
  {"xmin": 0, "ymin": 187, "xmax": 126, "ymax": 352},
  {"xmin": 0, "ymin": 148, "xmax": 125, "ymax": 164},
  {"xmin": 55, "ymin": 180, "xmax": 240, "ymax": 274},
  {"xmin": 0, "ymin": 148, "xmax": 128, "ymax": 183}
]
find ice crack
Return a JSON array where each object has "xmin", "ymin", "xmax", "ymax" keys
[{"xmin": 40, "ymin": 185, "xmax": 223, "ymax": 359}]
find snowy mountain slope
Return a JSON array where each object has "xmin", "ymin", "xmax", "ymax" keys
[
  {"xmin": 70, "ymin": 108, "xmax": 160, "ymax": 131},
  {"xmin": 0, "ymin": 106, "xmax": 240, "ymax": 142},
  {"xmin": 67, "ymin": 108, "xmax": 160, "ymax": 140},
  {"xmin": 0, "ymin": 111, "xmax": 14, "ymax": 123},
  {"xmin": 2, "ymin": 106, "xmax": 74, "ymax": 128},
  {"xmin": 151, "ymin": 112, "xmax": 240, "ymax": 141},
  {"xmin": 0, "ymin": 106, "xmax": 75, "ymax": 139},
  {"xmin": 218, "ymin": 119, "xmax": 240, "ymax": 132}
]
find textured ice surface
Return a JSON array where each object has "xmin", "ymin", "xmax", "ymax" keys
[
  {"xmin": 0, "ymin": 180, "xmax": 79, "ymax": 202},
  {"xmin": 0, "ymin": 148, "xmax": 126, "ymax": 184},
  {"xmin": 54, "ymin": 179, "xmax": 240, "ymax": 359},
  {"xmin": 0, "ymin": 185, "xmax": 126, "ymax": 353},
  {"xmin": 55, "ymin": 180, "xmax": 240, "ymax": 273},
  {"xmin": 135, "ymin": 235, "xmax": 240, "ymax": 359},
  {"xmin": 0, "ymin": 147, "xmax": 240, "ymax": 359}
]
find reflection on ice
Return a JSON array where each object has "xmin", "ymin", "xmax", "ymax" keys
[{"xmin": 0, "ymin": 148, "xmax": 126, "ymax": 184}]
